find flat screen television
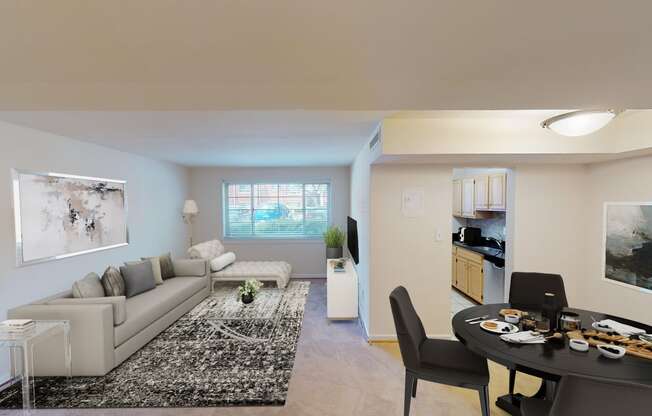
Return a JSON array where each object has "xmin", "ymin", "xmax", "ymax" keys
[{"xmin": 347, "ymin": 216, "xmax": 359, "ymax": 265}]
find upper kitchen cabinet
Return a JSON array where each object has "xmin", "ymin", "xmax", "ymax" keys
[
  {"xmin": 474, "ymin": 175, "xmax": 489, "ymax": 210},
  {"xmin": 453, "ymin": 179, "xmax": 462, "ymax": 216},
  {"xmin": 488, "ymin": 173, "xmax": 506, "ymax": 211},
  {"xmin": 461, "ymin": 178, "xmax": 475, "ymax": 217},
  {"xmin": 453, "ymin": 171, "xmax": 506, "ymax": 218}
]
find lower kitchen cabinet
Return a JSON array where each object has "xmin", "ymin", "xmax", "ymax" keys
[{"xmin": 452, "ymin": 246, "xmax": 484, "ymax": 304}]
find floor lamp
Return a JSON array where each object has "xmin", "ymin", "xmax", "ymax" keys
[{"xmin": 182, "ymin": 199, "xmax": 199, "ymax": 247}]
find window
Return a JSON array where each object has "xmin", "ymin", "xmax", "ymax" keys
[{"xmin": 223, "ymin": 182, "xmax": 330, "ymax": 239}]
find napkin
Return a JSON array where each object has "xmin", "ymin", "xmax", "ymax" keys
[
  {"xmin": 597, "ymin": 319, "xmax": 645, "ymax": 337},
  {"xmin": 500, "ymin": 331, "xmax": 545, "ymax": 344}
]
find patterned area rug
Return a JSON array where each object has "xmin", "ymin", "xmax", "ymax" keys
[{"xmin": 0, "ymin": 281, "xmax": 310, "ymax": 409}]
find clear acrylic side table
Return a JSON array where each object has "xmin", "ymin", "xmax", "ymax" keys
[{"xmin": 0, "ymin": 320, "xmax": 71, "ymax": 409}]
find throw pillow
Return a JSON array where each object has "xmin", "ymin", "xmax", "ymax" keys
[
  {"xmin": 210, "ymin": 252, "xmax": 236, "ymax": 272},
  {"xmin": 159, "ymin": 252, "xmax": 175, "ymax": 280},
  {"xmin": 187, "ymin": 240, "xmax": 224, "ymax": 260},
  {"xmin": 101, "ymin": 266, "xmax": 126, "ymax": 297},
  {"xmin": 120, "ymin": 261, "xmax": 156, "ymax": 298},
  {"xmin": 72, "ymin": 272, "xmax": 105, "ymax": 298},
  {"xmin": 139, "ymin": 257, "xmax": 164, "ymax": 285}
]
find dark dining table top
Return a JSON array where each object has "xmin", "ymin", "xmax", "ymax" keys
[{"xmin": 452, "ymin": 304, "xmax": 652, "ymax": 385}]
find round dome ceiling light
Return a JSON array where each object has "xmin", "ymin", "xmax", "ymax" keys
[{"xmin": 541, "ymin": 110, "xmax": 618, "ymax": 137}]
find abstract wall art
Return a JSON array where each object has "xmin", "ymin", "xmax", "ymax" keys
[
  {"xmin": 12, "ymin": 170, "xmax": 128, "ymax": 266},
  {"xmin": 604, "ymin": 202, "xmax": 652, "ymax": 291}
]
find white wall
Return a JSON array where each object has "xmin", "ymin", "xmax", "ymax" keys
[
  {"xmin": 188, "ymin": 166, "xmax": 350, "ymax": 278},
  {"xmin": 0, "ymin": 121, "xmax": 190, "ymax": 382},
  {"xmin": 369, "ymin": 164, "xmax": 453, "ymax": 338},
  {"xmin": 350, "ymin": 146, "xmax": 373, "ymax": 333},
  {"xmin": 584, "ymin": 155, "xmax": 652, "ymax": 325},
  {"xmin": 511, "ymin": 165, "xmax": 588, "ymax": 306}
]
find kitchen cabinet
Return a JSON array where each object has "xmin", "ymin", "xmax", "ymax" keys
[
  {"xmin": 452, "ymin": 179, "xmax": 462, "ymax": 216},
  {"xmin": 474, "ymin": 175, "xmax": 489, "ymax": 210},
  {"xmin": 489, "ymin": 173, "xmax": 506, "ymax": 211},
  {"xmin": 461, "ymin": 178, "xmax": 475, "ymax": 217},
  {"xmin": 452, "ymin": 246, "xmax": 484, "ymax": 304}
]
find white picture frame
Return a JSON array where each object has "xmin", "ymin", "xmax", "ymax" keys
[{"xmin": 12, "ymin": 169, "xmax": 129, "ymax": 267}]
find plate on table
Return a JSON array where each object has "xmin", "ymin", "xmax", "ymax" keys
[{"xmin": 480, "ymin": 320, "xmax": 519, "ymax": 334}]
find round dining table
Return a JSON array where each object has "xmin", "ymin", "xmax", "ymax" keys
[{"xmin": 452, "ymin": 304, "xmax": 652, "ymax": 415}]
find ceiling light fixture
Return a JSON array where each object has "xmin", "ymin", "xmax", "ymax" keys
[{"xmin": 541, "ymin": 110, "xmax": 618, "ymax": 137}]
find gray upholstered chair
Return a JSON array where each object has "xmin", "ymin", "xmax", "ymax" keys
[
  {"xmin": 521, "ymin": 374, "xmax": 652, "ymax": 416},
  {"xmin": 508, "ymin": 272, "xmax": 568, "ymax": 396},
  {"xmin": 389, "ymin": 286, "xmax": 490, "ymax": 416}
]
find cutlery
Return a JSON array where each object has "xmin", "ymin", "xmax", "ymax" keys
[
  {"xmin": 465, "ymin": 315, "xmax": 489, "ymax": 323},
  {"xmin": 470, "ymin": 319, "xmax": 493, "ymax": 325}
]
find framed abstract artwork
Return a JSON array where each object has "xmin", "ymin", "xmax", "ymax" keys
[
  {"xmin": 603, "ymin": 202, "xmax": 652, "ymax": 292},
  {"xmin": 12, "ymin": 170, "xmax": 128, "ymax": 266}
]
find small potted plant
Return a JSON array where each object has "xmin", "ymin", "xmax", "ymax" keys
[
  {"xmin": 323, "ymin": 226, "xmax": 346, "ymax": 259},
  {"xmin": 239, "ymin": 279, "xmax": 263, "ymax": 304}
]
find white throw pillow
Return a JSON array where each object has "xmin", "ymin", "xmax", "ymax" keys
[
  {"xmin": 188, "ymin": 240, "xmax": 225, "ymax": 260},
  {"xmin": 210, "ymin": 252, "xmax": 236, "ymax": 272}
]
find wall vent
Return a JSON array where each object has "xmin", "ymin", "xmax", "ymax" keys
[{"xmin": 369, "ymin": 130, "xmax": 381, "ymax": 150}]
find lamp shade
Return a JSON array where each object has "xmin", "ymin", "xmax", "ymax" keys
[
  {"xmin": 541, "ymin": 110, "xmax": 617, "ymax": 137},
  {"xmin": 182, "ymin": 199, "xmax": 199, "ymax": 215}
]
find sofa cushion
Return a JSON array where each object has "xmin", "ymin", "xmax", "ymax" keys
[
  {"xmin": 72, "ymin": 273, "xmax": 105, "ymax": 298},
  {"xmin": 48, "ymin": 296, "xmax": 127, "ymax": 325},
  {"xmin": 101, "ymin": 266, "xmax": 125, "ymax": 297},
  {"xmin": 210, "ymin": 252, "xmax": 236, "ymax": 272},
  {"xmin": 158, "ymin": 253, "xmax": 176, "ymax": 280},
  {"xmin": 173, "ymin": 259, "xmax": 207, "ymax": 277},
  {"xmin": 188, "ymin": 240, "xmax": 224, "ymax": 260},
  {"xmin": 114, "ymin": 277, "xmax": 206, "ymax": 346},
  {"xmin": 120, "ymin": 261, "xmax": 156, "ymax": 298}
]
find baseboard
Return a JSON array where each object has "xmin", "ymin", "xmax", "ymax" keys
[
  {"xmin": 367, "ymin": 333, "xmax": 454, "ymax": 343},
  {"xmin": 291, "ymin": 273, "xmax": 325, "ymax": 279}
]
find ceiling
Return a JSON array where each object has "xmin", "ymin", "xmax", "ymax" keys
[
  {"xmin": 1, "ymin": 1, "xmax": 652, "ymax": 110},
  {"xmin": 0, "ymin": 111, "xmax": 386, "ymax": 166}
]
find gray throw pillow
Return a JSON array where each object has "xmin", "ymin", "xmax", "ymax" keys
[
  {"xmin": 101, "ymin": 266, "xmax": 126, "ymax": 297},
  {"xmin": 72, "ymin": 273, "xmax": 105, "ymax": 298},
  {"xmin": 120, "ymin": 261, "xmax": 156, "ymax": 298},
  {"xmin": 159, "ymin": 253, "xmax": 175, "ymax": 280}
]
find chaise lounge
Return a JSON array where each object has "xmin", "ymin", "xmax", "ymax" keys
[{"xmin": 188, "ymin": 240, "xmax": 292, "ymax": 290}]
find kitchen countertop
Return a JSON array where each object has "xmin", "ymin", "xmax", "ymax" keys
[{"xmin": 453, "ymin": 241, "xmax": 505, "ymax": 266}]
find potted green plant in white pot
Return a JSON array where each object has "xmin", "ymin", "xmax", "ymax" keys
[
  {"xmin": 239, "ymin": 279, "xmax": 263, "ymax": 304},
  {"xmin": 323, "ymin": 226, "xmax": 345, "ymax": 259}
]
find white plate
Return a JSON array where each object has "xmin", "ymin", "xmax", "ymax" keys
[
  {"xmin": 592, "ymin": 322, "xmax": 613, "ymax": 333},
  {"xmin": 480, "ymin": 320, "xmax": 519, "ymax": 334}
]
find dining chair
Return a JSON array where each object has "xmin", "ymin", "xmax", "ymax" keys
[
  {"xmin": 521, "ymin": 374, "xmax": 652, "ymax": 416},
  {"xmin": 507, "ymin": 272, "xmax": 568, "ymax": 395},
  {"xmin": 389, "ymin": 286, "xmax": 490, "ymax": 416}
]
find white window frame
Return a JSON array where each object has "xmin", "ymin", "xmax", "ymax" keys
[{"xmin": 222, "ymin": 181, "xmax": 332, "ymax": 241}]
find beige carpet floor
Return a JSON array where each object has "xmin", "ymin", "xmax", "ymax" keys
[{"xmin": 0, "ymin": 279, "xmax": 540, "ymax": 415}]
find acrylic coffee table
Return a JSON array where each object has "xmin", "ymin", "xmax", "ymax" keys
[{"xmin": 0, "ymin": 320, "xmax": 71, "ymax": 410}]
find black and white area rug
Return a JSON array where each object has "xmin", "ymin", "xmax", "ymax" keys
[{"xmin": 0, "ymin": 281, "xmax": 310, "ymax": 409}]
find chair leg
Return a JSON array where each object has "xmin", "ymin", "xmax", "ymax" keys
[
  {"xmin": 411, "ymin": 377, "xmax": 417, "ymax": 398},
  {"xmin": 479, "ymin": 385, "xmax": 490, "ymax": 416},
  {"xmin": 509, "ymin": 369, "xmax": 516, "ymax": 395},
  {"xmin": 404, "ymin": 372, "xmax": 414, "ymax": 416}
]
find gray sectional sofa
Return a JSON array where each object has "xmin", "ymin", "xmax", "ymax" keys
[{"xmin": 8, "ymin": 259, "xmax": 210, "ymax": 376}]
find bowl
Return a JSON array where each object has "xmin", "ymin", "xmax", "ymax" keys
[
  {"xmin": 569, "ymin": 339, "xmax": 589, "ymax": 352},
  {"xmin": 504, "ymin": 314, "xmax": 520, "ymax": 324},
  {"xmin": 597, "ymin": 344, "xmax": 626, "ymax": 359},
  {"xmin": 639, "ymin": 334, "xmax": 652, "ymax": 346}
]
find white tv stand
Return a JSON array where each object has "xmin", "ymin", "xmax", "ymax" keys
[{"xmin": 326, "ymin": 258, "xmax": 358, "ymax": 320}]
